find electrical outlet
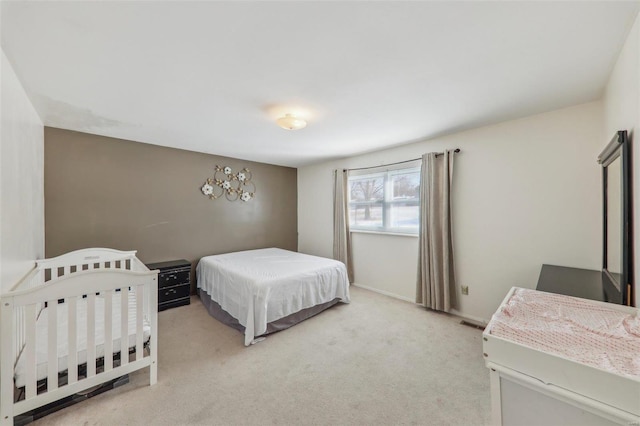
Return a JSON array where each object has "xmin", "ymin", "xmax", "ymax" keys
[{"xmin": 461, "ymin": 285, "xmax": 469, "ymax": 295}]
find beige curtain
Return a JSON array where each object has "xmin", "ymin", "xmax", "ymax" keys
[
  {"xmin": 416, "ymin": 151, "xmax": 456, "ymax": 312},
  {"xmin": 333, "ymin": 169, "xmax": 354, "ymax": 283}
]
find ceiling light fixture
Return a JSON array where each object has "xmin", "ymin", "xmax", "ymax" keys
[{"xmin": 276, "ymin": 114, "xmax": 307, "ymax": 130}]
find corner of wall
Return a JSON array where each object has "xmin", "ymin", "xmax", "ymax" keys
[{"xmin": 0, "ymin": 48, "xmax": 45, "ymax": 293}]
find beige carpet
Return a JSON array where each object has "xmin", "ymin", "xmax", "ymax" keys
[{"xmin": 33, "ymin": 286, "xmax": 491, "ymax": 426}]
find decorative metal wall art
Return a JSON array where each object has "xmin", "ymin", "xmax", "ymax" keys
[{"xmin": 201, "ymin": 165, "xmax": 256, "ymax": 202}]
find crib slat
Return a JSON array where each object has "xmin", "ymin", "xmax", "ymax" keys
[
  {"xmin": 16, "ymin": 306, "xmax": 24, "ymax": 362},
  {"xmin": 67, "ymin": 296, "xmax": 78, "ymax": 384},
  {"xmin": 86, "ymin": 294, "xmax": 96, "ymax": 377},
  {"xmin": 149, "ymin": 275, "xmax": 158, "ymax": 385},
  {"xmin": 51, "ymin": 267, "xmax": 58, "ymax": 280},
  {"xmin": 135, "ymin": 285, "xmax": 144, "ymax": 361},
  {"xmin": 47, "ymin": 300, "xmax": 58, "ymax": 391},
  {"xmin": 120, "ymin": 288, "xmax": 129, "ymax": 366},
  {"xmin": 25, "ymin": 304, "xmax": 37, "ymax": 399},
  {"xmin": 104, "ymin": 290, "xmax": 113, "ymax": 371}
]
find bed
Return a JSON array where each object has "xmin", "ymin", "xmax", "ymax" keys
[
  {"xmin": 196, "ymin": 248, "xmax": 350, "ymax": 346},
  {"xmin": 0, "ymin": 248, "xmax": 158, "ymax": 426},
  {"xmin": 483, "ymin": 287, "xmax": 640, "ymax": 425}
]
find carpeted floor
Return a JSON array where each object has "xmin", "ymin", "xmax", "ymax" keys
[{"xmin": 33, "ymin": 286, "xmax": 491, "ymax": 426}]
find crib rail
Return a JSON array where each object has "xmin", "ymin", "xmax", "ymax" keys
[
  {"xmin": 0, "ymin": 250, "xmax": 158, "ymax": 426},
  {"xmin": 35, "ymin": 248, "xmax": 138, "ymax": 283}
]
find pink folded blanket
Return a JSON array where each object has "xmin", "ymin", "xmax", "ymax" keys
[{"xmin": 488, "ymin": 288, "xmax": 640, "ymax": 378}]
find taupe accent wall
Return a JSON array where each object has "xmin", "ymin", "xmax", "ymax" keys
[{"xmin": 45, "ymin": 127, "xmax": 297, "ymax": 292}]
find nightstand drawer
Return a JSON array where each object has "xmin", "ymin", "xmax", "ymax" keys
[
  {"xmin": 158, "ymin": 297, "xmax": 190, "ymax": 311},
  {"xmin": 158, "ymin": 284, "xmax": 190, "ymax": 303},
  {"xmin": 158, "ymin": 269, "xmax": 190, "ymax": 288}
]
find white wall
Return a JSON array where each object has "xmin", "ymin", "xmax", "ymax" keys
[
  {"xmin": 602, "ymin": 13, "xmax": 640, "ymax": 308},
  {"xmin": 0, "ymin": 49, "xmax": 44, "ymax": 293},
  {"xmin": 299, "ymin": 102, "xmax": 603, "ymax": 322}
]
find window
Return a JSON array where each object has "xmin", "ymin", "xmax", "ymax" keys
[{"xmin": 348, "ymin": 165, "xmax": 420, "ymax": 234}]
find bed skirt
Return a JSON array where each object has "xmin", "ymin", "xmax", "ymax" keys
[{"xmin": 198, "ymin": 289, "xmax": 340, "ymax": 337}]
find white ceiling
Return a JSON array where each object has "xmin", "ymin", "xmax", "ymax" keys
[{"xmin": 2, "ymin": 1, "xmax": 639, "ymax": 167}]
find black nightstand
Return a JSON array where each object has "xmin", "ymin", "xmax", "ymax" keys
[{"xmin": 146, "ymin": 259, "xmax": 191, "ymax": 311}]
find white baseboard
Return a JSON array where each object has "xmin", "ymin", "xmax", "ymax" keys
[
  {"xmin": 352, "ymin": 283, "xmax": 489, "ymax": 326},
  {"xmin": 352, "ymin": 283, "xmax": 414, "ymax": 303}
]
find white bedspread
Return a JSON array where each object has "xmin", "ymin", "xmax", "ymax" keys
[
  {"xmin": 14, "ymin": 291, "xmax": 150, "ymax": 388},
  {"xmin": 196, "ymin": 248, "xmax": 350, "ymax": 345}
]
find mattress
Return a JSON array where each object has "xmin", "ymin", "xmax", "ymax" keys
[
  {"xmin": 196, "ymin": 248, "xmax": 350, "ymax": 345},
  {"xmin": 14, "ymin": 291, "xmax": 151, "ymax": 388},
  {"xmin": 483, "ymin": 287, "xmax": 640, "ymax": 417}
]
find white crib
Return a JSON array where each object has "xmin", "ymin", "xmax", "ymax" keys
[{"xmin": 0, "ymin": 248, "xmax": 158, "ymax": 426}]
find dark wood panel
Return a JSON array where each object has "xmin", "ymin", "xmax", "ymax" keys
[{"xmin": 536, "ymin": 264, "xmax": 606, "ymax": 302}]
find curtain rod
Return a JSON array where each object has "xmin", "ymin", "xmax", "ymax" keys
[{"xmin": 347, "ymin": 149, "xmax": 460, "ymax": 172}]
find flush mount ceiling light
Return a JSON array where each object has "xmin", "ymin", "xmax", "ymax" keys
[{"xmin": 276, "ymin": 114, "xmax": 307, "ymax": 130}]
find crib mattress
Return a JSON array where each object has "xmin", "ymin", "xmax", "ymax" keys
[
  {"xmin": 14, "ymin": 292, "xmax": 151, "ymax": 388},
  {"xmin": 483, "ymin": 287, "xmax": 640, "ymax": 416}
]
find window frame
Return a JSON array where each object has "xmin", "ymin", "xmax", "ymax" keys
[{"xmin": 347, "ymin": 164, "xmax": 421, "ymax": 235}]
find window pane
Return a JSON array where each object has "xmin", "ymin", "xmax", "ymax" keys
[
  {"xmin": 349, "ymin": 202, "xmax": 383, "ymax": 229},
  {"xmin": 389, "ymin": 201, "xmax": 419, "ymax": 231},
  {"xmin": 391, "ymin": 170, "xmax": 420, "ymax": 200},
  {"xmin": 349, "ymin": 176, "xmax": 384, "ymax": 202}
]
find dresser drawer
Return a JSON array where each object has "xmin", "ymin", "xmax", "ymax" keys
[
  {"xmin": 158, "ymin": 297, "xmax": 190, "ymax": 312},
  {"xmin": 158, "ymin": 284, "xmax": 190, "ymax": 303},
  {"xmin": 158, "ymin": 269, "xmax": 190, "ymax": 288}
]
